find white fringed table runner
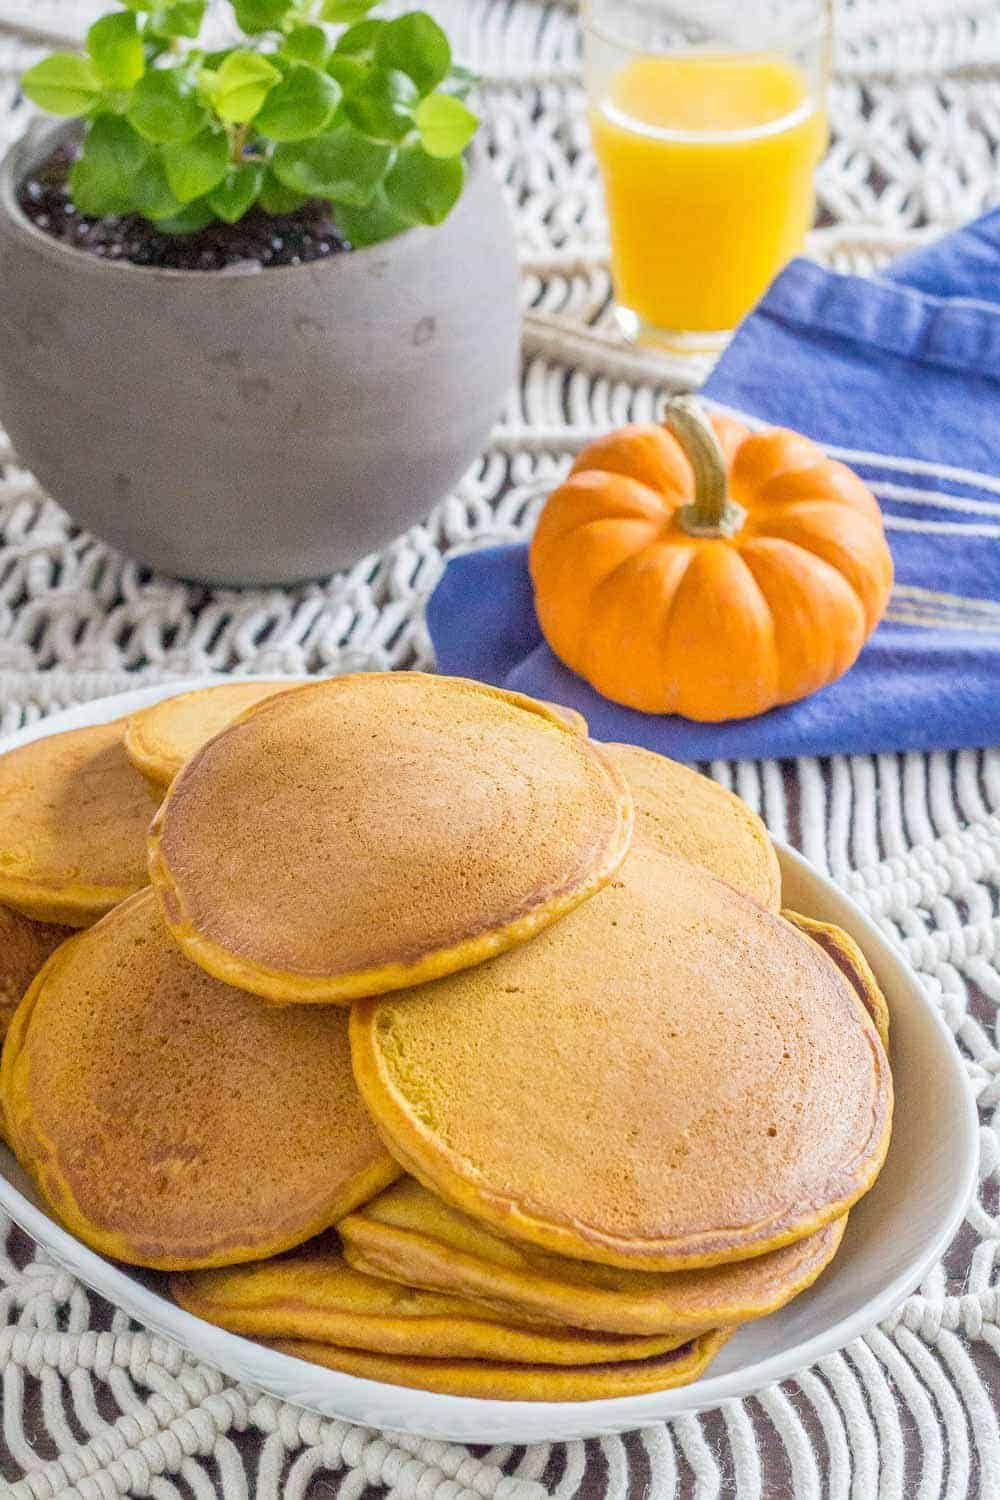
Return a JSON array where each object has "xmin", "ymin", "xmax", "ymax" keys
[{"xmin": 1, "ymin": 3, "xmax": 999, "ymax": 1496}]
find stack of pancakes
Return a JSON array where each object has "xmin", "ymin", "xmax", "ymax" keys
[{"xmin": 0, "ymin": 674, "xmax": 893, "ymax": 1401}]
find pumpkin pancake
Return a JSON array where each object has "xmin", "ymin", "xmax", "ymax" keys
[
  {"xmin": 600, "ymin": 743, "xmax": 780, "ymax": 909},
  {"xmin": 124, "ymin": 681, "xmax": 298, "ymax": 791},
  {"xmin": 783, "ymin": 910, "xmax": 890, "ymax": 1050},
  {"xmin": 339, "ymin": 1179, "xmax": 847, "ymax": 1335},
  {"xmin": 0, "ymin": 889, "xmax": 399, "ymax": 1269},
  {"xmin": 543, "ymin": 701, "xmax": 588, "ymax": 735},
  {"xmin": 149, "ymin": 673, "xmax": 632, "ymax": 1005},
  {"xmin": 171, "ymin": 1253, "xmax": 692, "ymax": 1364},
  {"xmin": 268, "ymin": 1328, "xmax": 730, "ymax": 1400},
  {"xmin": 0, "ymin": 720, "xmax": 152, "ymax": 925},
  {"xmin": 351, "ymin": 844, "xmax": 892, "ymax": 1271},
  {"xmin": 0, "ymin": 906, "xmax": 72, "ymax": 1041}
]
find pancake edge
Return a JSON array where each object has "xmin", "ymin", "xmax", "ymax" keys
[
  {"xmin": 0, "ymin": 873, "xmax": 146, "ymax": 928},
  {"xmin": 336, "ymin": 1211, "xmax": 848, "ymax": 1335},
  {"xmin": 265, "ymin": 1327, "xmax": 733, "ymax": 1400},
  {"xmin": 782, "ymin": 909, "xmax": 890, "ymax": 1051},
  {"xmin": 147, "ymin": 674, "xmax": 635, "ymax": 1005},
  {"xmin": 0, "ymin": 894, "xmax": 403, "ymax": 1269},
  {"xmin": 0, "ymin": 715, "xmax": 151, "ymax": 925},
  {"xmin": 169, "ymin": 1267, "xmax": 695, "ymax": 1364},
  {"xmin": 542, "ymin": 701, "xmax": 589, "ymax": 736},
  {"xmin": 123, "ymin": 681, "xmax": 296, "ymax": 791},
  {"xmin": 349, "ymin": 939, "xmax": 894, "ymax": 1271},
  {"xmin": 600, "ymin": 741, "xmax": 783, "ymax": 912}
]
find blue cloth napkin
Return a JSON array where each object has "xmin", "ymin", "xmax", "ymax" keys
[{"xmin": 427, "ymin": 211, "xmax": 1000, "ymax": 759}]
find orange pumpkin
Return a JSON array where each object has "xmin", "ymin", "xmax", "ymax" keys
[{"xmin": 529, "ymin": 398, "xmax": 894, "ymax": 722}]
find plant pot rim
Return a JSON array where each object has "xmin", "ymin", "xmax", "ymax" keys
[{"xmin": 0, "ymin": 117, "xmax": 476, "ymax": 280}]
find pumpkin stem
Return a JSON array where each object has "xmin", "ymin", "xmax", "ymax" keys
[{"xmin": 666, "ymin": 397, "xmax": 747, "ymax": 540}]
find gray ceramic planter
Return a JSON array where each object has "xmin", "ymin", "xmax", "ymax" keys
[{"xmin": 0, "ymin": 123, "xmax": 520, "ymax": 585}]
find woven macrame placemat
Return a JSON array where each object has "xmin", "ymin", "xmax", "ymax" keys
[{"xmin": 1, "ymin": 3, "xmax": 1000, "ymax": 1497}]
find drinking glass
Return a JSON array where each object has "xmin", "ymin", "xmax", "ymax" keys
[{"xmin": 583, "ymin": 0, "xmax": 831, "ymax": 351}]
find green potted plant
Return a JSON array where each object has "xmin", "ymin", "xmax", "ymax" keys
[{"xmin": 0, "ymin": 1, "xmax": 520, "ymax": 585}]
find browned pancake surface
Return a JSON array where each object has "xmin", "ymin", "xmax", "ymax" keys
[
  {"xmin": 124, "ymin": 681, "xmax": 297, "ymax": 788},
  {"xmin": 1, "ymin": 889, "xmax": 398, "ymax": 1268},
  {"xmin": 0, "ymin": 721, "xmax": 152, "ymax": 925},
  {"xmin": 150, "ymin": 673, "xmax": 632, "ymax": 1002},
  {"xmin": 783, "ymin": 910, "xmax": 890, "ymax": 1050},
  {"xmin": 351, "ymin": 845, "xmax": 892, "ymax": 1269},
  {"xmin": 601, "ymin": 742, "xmax": 781, "ymax": 908},
  {"xmin": 0, "ymin": 906, "xmax": 72, "ymax": 1039}
]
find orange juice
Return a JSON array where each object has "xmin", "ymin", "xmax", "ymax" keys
[{"xmin": 589, "ymin": 53, "xmax": 826, "ymax": 337}]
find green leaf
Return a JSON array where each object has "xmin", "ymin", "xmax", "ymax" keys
[
  {"xmin": 131, "ymin": 153, "xmax": 185, "ymax": 218},
  {"xmin": 272, "ymin": 123, "xmax": 392, "ymax": 205},
  {"xmin": 333, "ymin": 187, "xmax": 409, "ymax": 246},
  {"xmin": 325, "ymin": 54, "xmax": 365, "ymax": 93},
  {"xmin": 258, "ymin": 166, "xmax": 308, "ymax": 213},
  {"xmin": 281, "ymin": 24, "xmax": 329, "ymax": 66},
  {"xmin": 67, "ymin": 113, "xmax": 150, "ymax": 214},
  {"xmin": 156, "ymin": 198, "xmax": 214, "ymax": 233},
  {"xmin": 415, "ymin": 91, "xmax": 476, "ymax": 158},
  {"xmin": 320, "ymin": 0, "xmax": 378, "ymax": 21},
  {"xmin": 120, "ymin": 0, "xmax": 156, "ymax": 11},
  {"xmin": 376, "ymin": 12, "xmax": 450, "ymax": 95},
  {"xmin": 140, "ymin": 26, "xmax": 171, "ymax": 61},
  {"xmin": 211, "ymin": 49, "xmax": 281, "ymax": 122},
  {"xmin": 88, "ymin": 111, "xmax": 151, "ymax": 177},
  {"xmin": 128, "ymin": 68, "xmax": 209, "ymax": 143},
  {"xmin": 87, "ymin": 12, "xmax": 145, "ymax": 89},
  {"xmin": 383, "ymin": 142, "xmax": 462, "ymax": 225},
  {"xmin": 148, "ymin": 2, "xmax": 207, "ymax": 40},
  {"xmin": 208, "ymin": 160, "xmax": 263, "ymax": 221},
  {"xmin": 344, "ymin": 66, "xmax": 417, "ymax": 142},
  {"xmin": 232, "ymin": 0, "xmax": 292, "ymax": 33},
  {"xmin": 196, "ymin": 64, "xmax": 219, "ymax": 106},
  {"xmin": 333, "ymin": 19, "xmax": 385, "ymax": 58},
  {"xmin": 254, "ymin": 62, "xmax": 340, "ymax": 141},
  {"xmin": 68, "ymin": 155, "xmax": 130, "ymax": 216},
  {"xmin": 161, "ymin": 125, "xmax": 228, "ymax": 201},
  {"xmin": 21, "ymin": 53, "xmax": 103, "ymax": 116}
]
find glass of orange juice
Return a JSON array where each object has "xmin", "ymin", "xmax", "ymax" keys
[{"xmin": 584, "ymin": 0, "xmax": 831, "ymax": 351}]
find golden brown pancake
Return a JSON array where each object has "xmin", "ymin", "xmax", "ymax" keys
[
  {"xmin": 268, "ymin": 1328, "xmax": 730, "ymax": 1400},
  {"xmin": 339, "ymin": 1179, "xmax": 847, "ymax": 1335},
  {"xmin": 599, "ymin": 742, "xmax": 780, "ymax": 909},
  {"xmin": 0, "ymin": 720, "xmax": 153, "ymax": 925},
  {"xmin": 543, "ymin": 701, "xmax": 588, "ymax": 735},
  {"xmin": 0, "ymin": 906, "xmax": 72, "ymax": 1041},
  {"xmin": 1, "ymin": 889, "xmax": 399, "ymax": 1269},
  {"xmin": 171, "ymin": 1253, "xmax": 693, "ymax": 1364},
  {"xmin": 124, "ymin": 681, "xmax": 299, "ymax": 791},
  {"xmin": 149, "ymin": 673, "xmax": 633, "ymax": 1005},
  {"xmin": 351, "ymin": 844, "xmax": 892, "ymax": 1271},
  {"xmin": 783, "ymin": 910, "xmax": 890, "ymax": 1051}
]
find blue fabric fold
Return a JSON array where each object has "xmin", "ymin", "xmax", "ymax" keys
[{"xmin": 428, "ymin": 212, "xmax": 1000, "ymax": 758}]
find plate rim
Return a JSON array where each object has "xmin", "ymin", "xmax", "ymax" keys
[{"xmin": 0, "ymin": 677, "xmax": 981, "ymax": 1443}]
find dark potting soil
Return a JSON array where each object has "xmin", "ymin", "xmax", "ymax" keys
[{"xmin": 17, "ymin": 145, "xmax": 352, "ymax": 271}]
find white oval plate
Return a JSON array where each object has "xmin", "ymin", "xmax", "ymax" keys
[{"xmin": 0, "ymin": 680, "xmax": 979, "ymax": 1444}]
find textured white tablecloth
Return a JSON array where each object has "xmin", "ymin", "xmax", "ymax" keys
[{"xmin": 1, "ymin": 4, "xmax": 999, "ymax": 1497}]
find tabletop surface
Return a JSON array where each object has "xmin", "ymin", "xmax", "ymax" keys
[{"xmin": 1, "ymin": 4, "xmax": 999, "ymax": 1497}]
